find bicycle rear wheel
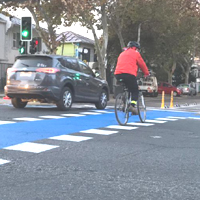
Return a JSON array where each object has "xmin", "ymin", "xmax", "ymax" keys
[
  {"xmin": 115, "ymin": 92, "xmax": 129, "ymax": 125},
  {"xmin": 137, "ymin": 93, "xmax": 146, "ymax": 123}
]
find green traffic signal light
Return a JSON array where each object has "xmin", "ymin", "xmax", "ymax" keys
[
  {"xmin": 21, "ymin": 17, "xmax": 32, "ymax": 41},
  {"xmin": 19, "ymin": 47, "xmax": 25, "ymax": 54},
  {"xmin": 19, "ymin": 41, "xmax": 27, "ymax": 54},
  {"xmin": 22, "ymin": 30, "xmax": 29, "ymax": 38}
]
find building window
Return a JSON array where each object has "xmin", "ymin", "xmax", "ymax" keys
[{"xmin": 13, "ymin": 33, "xmax": 20, "ymax": 48}]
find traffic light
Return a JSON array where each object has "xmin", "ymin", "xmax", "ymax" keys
[
  {"xmin": 21, "ymin": 17, "xmax": 32, "ymax": 41},
  {"xmin": 19, "ymin": 41, "xmax": 27, "ymax": 54},
  {"xmin": 30, "ymin": 38, "xmax": 39, "ymax": 54}
]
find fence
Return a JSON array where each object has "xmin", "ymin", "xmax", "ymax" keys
[{"xmin": 0, "ymin": 63, "xmax": 12, "ymax": 90}]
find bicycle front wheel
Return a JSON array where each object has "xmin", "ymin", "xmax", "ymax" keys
[
  {"xmin": 115, "ymin": 93, "xmax": 129, "ymax": 125},
  {"xmin": 137, "ymin": 93, "xmax": 146, "ymax": 123}
]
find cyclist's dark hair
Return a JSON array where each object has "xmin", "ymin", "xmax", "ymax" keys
[{"xmin": 127, "ymin": 41, "xmax": 140, "ymax": 49}]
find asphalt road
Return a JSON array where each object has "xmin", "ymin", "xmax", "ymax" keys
[{"xmin": 0, "ymin": 94, "xmax": 200, "ymax": 200}]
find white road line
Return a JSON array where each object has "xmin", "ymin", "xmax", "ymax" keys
[
  {"xmin": 188, "ymin": 117, "xmax": 200, "ymax": 120},
  {"xmin": 90, "ymin": 110, "xmax": 113, "ymax": 113},
  {"xmin": 4, "ymin": 142, "xmax": 59, "ymax": 153},
  {"xmin": 151, "ymin": 136, "xmax": 162, "ymax": 139},
  {"xmin": 167, "ymin": 116, "xmax": 186, "ymax": 119},
  {"xmin": 49, "ymin": 135, "xmax": 93, "ymax": 142},
  {"xmin": 80, "ymin": 129, "xmax": 118, "ymax": 135},
  {"xmin": 145, "ymin": 120, "xmax": 167, "ymax": 123},
  {"xmin": 155, "ymin": 118, "xmax": 178, "ymax": 121},
  {"xmin": 80, "ymin": 112, "xmax": 102, "ymax": 115},
  {"xmin": 105, "ymin": 106, "xmax": 114, "ymax": 109},
  {"xmin": 13, "ymin": 117, "xmax": 43, "ymax": 121},
  {"xmin": 0, "ymin": 159, "xmax": 10, "ymax": 165},
  {"xmin": 106, "ymin": 125, "xmax": 138, "ymax": 130},
  {"xmin": 0, "ymin": 121, "xmax": 16, "ymax": 125},
  {"xmin": 127, "ymin": 122, "xmax": 154, "ymax": 126},
  {"xmin": 39, "ymin": 116, "xmax": 65, "ymax": 119},
  {"xmin": 60, "ymin": 114, "xmax": 85, "ymax": 117}
]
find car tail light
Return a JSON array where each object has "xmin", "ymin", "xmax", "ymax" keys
[
  {"xmin": 7, "ymin": 68, "xmax": 17, "ymax": 74},
  {"xmin": 36, "ymin": 68, "xmax": 60, "ymax": 73}
]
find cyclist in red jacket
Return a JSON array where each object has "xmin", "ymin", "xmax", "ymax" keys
[{"xmin": 114, "ymin": 41, "xmax": 149, "ymax": 114}]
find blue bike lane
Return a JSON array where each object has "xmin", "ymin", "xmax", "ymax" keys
[{"xmin": 0, "ymin": 109, "xmax": 198, "ymax": 149}]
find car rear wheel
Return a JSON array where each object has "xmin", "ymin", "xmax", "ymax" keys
[
  {"xmin": 11, "ymin": 97, "xmax": 27, "ymax": 108},
  {"xmin": 56, "ymin": 87, "xmax": 73, "ymax": 111},
  {"xmin": 151, "ymin": 91, "xmax": 158, "ymax": 97},
  {"xmin": 95, "ymin": 89, "xmax": 108, "ymax": 110}
]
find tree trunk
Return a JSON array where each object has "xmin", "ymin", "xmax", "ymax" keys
[
  {"xmin": 100, "ymin": 4, "xmax": 109, "ymax": 80},
  {"xmin": 184, "ymin": 73, "xmax": 189, "ymax": 84},
  {"xmin": 168, "ymin": 71, "xmax": 173, "ymax": 84},
  {"xmin": 116, "ymin": 30, "xmax": 125, "ymax": 49}
]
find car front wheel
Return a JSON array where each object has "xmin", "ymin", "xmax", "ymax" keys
[
  {"xmin": 11, "ymin": 97, "xmax": 27, "ymax": 108},
  {"xmin": 95, "ymin": 89, "xmax": 108, "ymax": 109},
  {"xmin": 56, "ymin": 87, "xmax": 73, "ymax": 111},
  {"xmin": 173, "ymin": 91, "xmax": 178, "ymax": 97}
]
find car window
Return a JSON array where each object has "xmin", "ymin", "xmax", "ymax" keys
[
  {"xmin": 13, "ymin": 57, "xmax": 53, "ymax": 68},
  {"xmin": 66, "ymin": 58, "xmax": 80, "ymax": 71},
  {"xmin": 58, "ymin": 58, "xmax": 80, "ymax": 71},
  {"xmin": 57, "ymin": 58, "xmax": 66, "ymax": 68},
  {"xmin": 79, "ymin": 61, "xmax": 94, "ymax": 76},
  {"xmin": 163, "ymin": 83, "xmax": 169, "ymax": 87}
]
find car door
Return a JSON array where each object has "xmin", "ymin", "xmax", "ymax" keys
[
  {"xmin": 162, "ymin": 83, "xmax": 171, "ymax": 94},
  {"xmin": 58, "ymin": 57, "xmax": 86, "ymax": 100},
  {"xmin": 79, "ymin": 61, "xmax": 101, "ymax": 101}
]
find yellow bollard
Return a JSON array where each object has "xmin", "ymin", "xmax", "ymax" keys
[
  {"xmin": 161, "ymin": 91, "xmax": 165, "ymax": 109},
  {"xmin": 170, "ymin": 91, "xmax": 174, "ymax": 108}
]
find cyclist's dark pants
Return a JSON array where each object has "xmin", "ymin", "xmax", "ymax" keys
[{"xmin": 115, "ymin": 73, "xmax": 138, "ymax": 102}]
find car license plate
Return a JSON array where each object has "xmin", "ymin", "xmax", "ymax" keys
[{"xmin": 20, "ymin": 72, "xmax": 32, "ymax": 77}]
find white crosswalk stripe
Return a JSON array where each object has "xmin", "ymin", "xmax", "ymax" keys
[
  {"xmin": 49, "ymin": 135, "xmax": 93, "ymax": 142},
  {"xmin": 188, "ymin": 117, "xmax": 200, "ymax": 120},
  {"xmin": 127, "ymin": 122, "xmax": 154, "ymax": 126},
  {"xmin": 80, "ymin": 112, "xmax": 102, "ymax": 115},
  {"xmin": 155, "ymin": 118, "xmax": 178, "ymax": 121},
  {"xmin": 145, "ymin": 120, "xmax": 167, "ymax": 123},
  {"xmin": 39, "ymin": 115, "xmax": 65, "ymax": 119},
  {"xmin": 106, "ymin": 125, "xmax": 138, "ymax": 130},
  {"xmin": 4, "ymin": 142, "xmax": 59, "ymax": 153},
  {"xmin": 61, "ymin": 114, "xmax": 85, "ymax": 117},
  {"xmin": 90, "ymin": 110, "xmax": 114, "ymax": 113},
  {"xmin": 0, "ymin": 159, "xmax": 10, "ymax": 165},
  {"xmin": 13, "ymin": 117, "xmax": 43, "ymax": 121},
  {"xmin": 0, "ymin": 121, "xmax": 16, "ymax": 125},
  {"xmin": 80, "ymin": 129, "xmax": 118, "ymax": 135},
  {"xmin": 166, "ymin": 116, "xmax": 186, "ymax": 119}
]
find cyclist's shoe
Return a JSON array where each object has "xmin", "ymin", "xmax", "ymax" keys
[{"xmin": 129, "ymin": 105, "xmax": 138, "ymax": 115}]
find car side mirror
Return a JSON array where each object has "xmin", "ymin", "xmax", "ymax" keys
[
  {"xmin": 95, "ymin": 72, "xmax": 100, "ymax": 78},
  {"xmin": 93, "ymin": 70, "xmax": 101, "ymax": 78}
]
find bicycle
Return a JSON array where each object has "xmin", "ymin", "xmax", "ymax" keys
[{"xmin": 114, "ymin": 79, "xmax": 146, "ymax": 125}]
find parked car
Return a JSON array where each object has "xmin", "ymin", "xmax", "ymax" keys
[
  {"xmin": 4, "ymin": 55, "xmax": 109, "ymax": 110},
  {"xmin": 158, "ymin": 82, "xmax": 182, "ymax": 96},
  {"xmin": 138, "ymin": 76, "xmax": 158, "ymax": 97},
  {"xmin": 177, "ymin": 83, "xmax": 196, "ymax": 96}
]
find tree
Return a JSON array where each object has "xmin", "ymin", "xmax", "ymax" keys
[
  {"xmin": 58, "ymin": 0, "xmax": 109, "ymax": 80},
  {"xmin": 135, "ymin": 0, "xmax": 200, "ymax": 84}
]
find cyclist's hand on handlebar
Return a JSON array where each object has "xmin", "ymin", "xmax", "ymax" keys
[{"xmin": 144, "ymin": 73, "xmax": 150, "ymax": 78}]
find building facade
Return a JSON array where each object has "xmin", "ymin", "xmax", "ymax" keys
[
  {"xmin": 56, "ymin": 31, "xmax": 96, "ymax": 63},
  {"xmin": 0, "ymin": 13, "xmax": 47, "ymax": 89}
]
